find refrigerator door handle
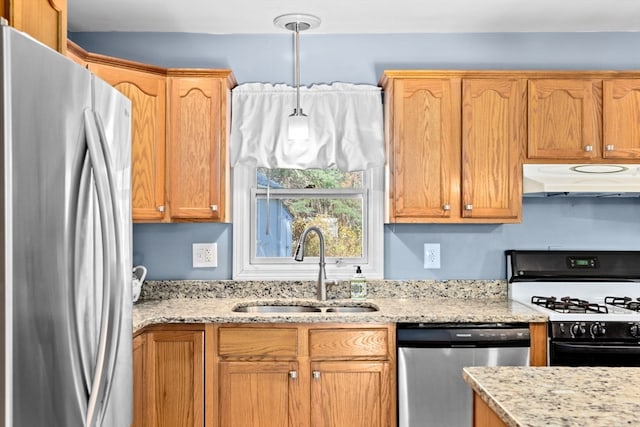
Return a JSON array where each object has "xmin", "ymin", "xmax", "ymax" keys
[{"xmin": 82, "ymin": 109, "xmax": 124, "ymax": 427}]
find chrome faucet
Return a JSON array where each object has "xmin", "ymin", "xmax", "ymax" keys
[{"xmin": 294, "ymin": 226, "xmax": 327, "ymax": 301}]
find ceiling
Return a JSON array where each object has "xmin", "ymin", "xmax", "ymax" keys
[{"xmin": 68, "ymin": 0, "xmax": 640, "ymax": 35}]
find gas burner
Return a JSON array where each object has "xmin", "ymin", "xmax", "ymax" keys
[
  {"xmin": 605, "ymin": 296, "xmax": 640, "ymax": 312},
  {"xmin": 531, "ymin": 296, "xmax": 609, "ymax": 314}
]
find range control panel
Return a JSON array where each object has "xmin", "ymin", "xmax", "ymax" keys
[{"xmin": 550, "ymin": 321, "xmax": 640, "ymax": 340}]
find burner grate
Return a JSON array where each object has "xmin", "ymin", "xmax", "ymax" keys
[
  {"xmin": 531, "ymin": 296, "xmax": 609, "ymax": 314},
  {"xmin": 604, "ymin": 296, "xmax": 640, "ymax": 312}
]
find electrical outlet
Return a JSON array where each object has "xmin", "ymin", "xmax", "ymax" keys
[
  {"xmin": 193, "ymin": 243, "xmax": 218, "ymax": 268},
  {"xmin": 424, "ymin": 243, "xmax": 441, "ymax": 269}
]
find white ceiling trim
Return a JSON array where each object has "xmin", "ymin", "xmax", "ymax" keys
[{"xmin": 68, "ymin": 0, "xmax": 640, "ymax": 34}]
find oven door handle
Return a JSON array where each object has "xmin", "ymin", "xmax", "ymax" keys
[{"xmin": 554, "ymin": 342, "xmax": 640, "ymax": 355}]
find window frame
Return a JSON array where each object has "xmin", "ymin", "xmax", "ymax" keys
[{"xmin": 232, "ymin": 164, "xmax": 384, "ymax": 280}]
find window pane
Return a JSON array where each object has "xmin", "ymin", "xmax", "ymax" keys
[
  {"xmin": 256, "ymin": 196, "xmax": 363, "ymax": 259},
  {"xmin": 257, "ymin": 168, "xmax": 363, "ymax": 189}
]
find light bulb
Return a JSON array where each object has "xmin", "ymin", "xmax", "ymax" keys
[{"xmin": 288, "ymin": 110, "xmax": 309, "ymax": 141}]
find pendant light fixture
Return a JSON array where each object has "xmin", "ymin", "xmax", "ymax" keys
[{"xmin": 274, "ymin": 13, "xmax": 321, "ymax": 141}]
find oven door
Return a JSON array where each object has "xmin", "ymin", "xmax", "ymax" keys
[{"xmin": 550, "ymin": 341, "xmax": 640, "ymax": 367}]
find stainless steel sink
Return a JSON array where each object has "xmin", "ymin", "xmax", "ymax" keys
[
  {"xmin": 232, "ymin": 302, "xmax": 379, "ymax": 314},
  {"xmin": 233, "ymin": 304, "xmax": 322, "ymax": 313}
]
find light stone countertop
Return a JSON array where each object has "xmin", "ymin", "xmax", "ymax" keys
[
  {"xmin": 463, "ymin": 366, "xmax": 640, "ymax": 427},
  {"xmin": 132, "ymin": 279, "xmax": 547, "ymax": 331}
]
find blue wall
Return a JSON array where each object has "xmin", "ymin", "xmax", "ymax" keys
[{"xmin": 70, "ymin": 32, "xmax": 640, "ymax": 280}]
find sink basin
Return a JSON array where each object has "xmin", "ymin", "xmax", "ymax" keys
[
  {"xmin": 232, "ymin": 304, "xmax": 321, "ymax": 313},
  {"xmin": 232, "ymin": 302, "xmax": 379, "ymax": 314}
]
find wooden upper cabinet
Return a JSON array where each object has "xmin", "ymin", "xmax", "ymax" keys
[
  {"xmin": 382, "ymin": 72, "xmax": 523, "ymax": 223},
  {"xmin": 603, "ymin": 79, "xmax": 640, "ymax": 159},
  {"xmin": 3, "ymin": 0, "xmax": 66, "ymax": 53},
  {"xmin": 76, "ymin": 45, "xmax": 237, "ymax": 223},
  {"xmin": 167, "ymin": 72, "xmax": 233, "ymax": 221},
  {"xmin": 462, "ymin": 79, "xmax": 525, "ymax": 221},
  {"xmin": 528, "ymin": 79, "xmax": 601, "ymax": 159},
  {"xmin": 388, "ymin": 78, "xmax": 461, "ymax": 221},
  {"xmin": 89, "ymin": 61, "xmax": 168, "ymax": 222}
]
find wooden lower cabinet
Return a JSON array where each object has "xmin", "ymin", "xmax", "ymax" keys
[
  {"xmin": 310, "ymin": 361, "xmax": 392, "ymax": 427},
  {"xmin": 133, "ymin": 325, "xmax": 206, "ymax": 427},
  {"xmin": 132, "ymin": 332, "xmax": 147, "ymax": 427},
  {"xmin": 529, "ymin": 322, "xmax": 547, "ymax": 367},
  {"xmin": 217, "ymin": 361, "xmax": 307, "ymax": 427},
  {"xmin": 472, "ymin": 392, "xmax": 507, "ymax": 427},
  {"xmin": 214, "ymin": 323, "xmax": 396, "ymax": 427},
  {"xmin": 134, "ymin": 322, "xmax": 541, "ymax": 426}
]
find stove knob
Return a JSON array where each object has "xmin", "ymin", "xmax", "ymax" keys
[
  {"xmin": 590, "ymin": 322, "xmax": 606, "ymax": 337},
  {"xmin": 570, "ymin": 323, "xmax": 586, "ymax": 337},
  {"xmin": 630, "ymin": 323, "xmax": 640, "ymax": 338}
]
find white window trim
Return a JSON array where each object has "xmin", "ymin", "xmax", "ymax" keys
[{"xmin": 232, "ymin": 164, "xmax": 384, "ymax": 280}]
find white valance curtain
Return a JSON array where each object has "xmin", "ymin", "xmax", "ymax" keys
[{"xmin": 230, "ymin": 82, "xmax": 385, "ymax": 172}]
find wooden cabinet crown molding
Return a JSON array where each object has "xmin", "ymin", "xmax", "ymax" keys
[
  {"xmin": 67, "ymin": 41, "xmax": 238, "ymax": 87},
  {"xmin": 380, "ymin": 69, "xmax": 640, "ymax": 85}
]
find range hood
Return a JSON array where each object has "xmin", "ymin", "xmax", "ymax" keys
[{"xmin": 523, "ymin": 164, "xmax": 640, "ymax": 197}]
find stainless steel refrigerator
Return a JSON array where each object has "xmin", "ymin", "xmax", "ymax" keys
[{"xmin": 0, "ymin": 23, "xmax": 133, "ymax": 426}]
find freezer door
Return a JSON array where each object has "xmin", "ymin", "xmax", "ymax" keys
[{"xmin": 3, "ymin": 26, "xmax": 92, "ymax": 427}]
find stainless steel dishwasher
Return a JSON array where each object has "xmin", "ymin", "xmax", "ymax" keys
[{"xmin": 397, "ymin": 323, "xmax": 530, "ymax": 427}]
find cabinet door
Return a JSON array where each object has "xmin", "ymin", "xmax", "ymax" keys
[
  {"xmin": 4, "ymin": 0, "xmax": 66, "ymax": 53},
  {"xmin": 218, "ymin": 361, "xmax": 307, "ymax": 427},
  {"xmin": 310, "ymin": 361, "xmax": 392, "ymax": 427},
  {"xmin": 603, "ymin": 79, "xmax": 640, "ymax": 159},
  {"xmin": 528, "ymin": 79, "xmax": 601, "ymax": 159},
  {"xmin": 390, "ymin": 78, "xmax": 461, "ymax": 221},
  {"xmin": 472, "ymin": 392, "xmax": 508, "ymax": 427},
  {"xmin": 462, "ymin": 79, "xmax": 525, "ymax": 221},
  {"xmin": 168, "ymin": 77, "xmax": 226, "ymax": 221},
  {"xmin": 146, "ymin": 329, "xmax": 205, "ymax": 427},
  {"xmin": 132, "ymin": 333, "xmax": 147, "ymax": 427},
  {"xmin": 89, "ymin": 63, "xmax": 168, "ymax": 222}
]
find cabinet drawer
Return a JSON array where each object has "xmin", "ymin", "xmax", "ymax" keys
[
  {"xmin": 309, "ymin": 328, "xmax": 389, "ymax": 359},
  {"xmin": 217, "ymin": 327, "xmax": 298, "ymax": 357}
]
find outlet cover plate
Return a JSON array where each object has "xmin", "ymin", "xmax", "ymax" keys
[
  {"xmin": 193, "ymin": 243, "xmax": 218, "ymax": 268},
  {"xmin": 424, "ymin": 243, "xmax": 441, "ymax": 269}
]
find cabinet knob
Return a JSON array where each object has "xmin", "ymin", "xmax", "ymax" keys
[
  {"xmin": 157, "ymin": 205, "xmax": 165, "ymax": 212},
  {"xmin": 464, "ymin": 204, "xmax": 473, "ymax": 211},
  {"xmin": 210, "ymin": 205, "xmax": 218, "ymax": 212},
  {"xmin": 312, "ymin": 371, "xmax": 321, "ymax": 380},
  {"xmin": 289, "ymin": 371, "xmax": 297, "ymax": 379},
  {"xmin": 442, "ymin": 204, "xmax": 451, "ymax": 211},
  {"xmin": 584, "ymin": 145, "xmax": 593, "ymax": 152},
  {"xmin": 605, "ymin": 144, "xmax": 615, "ymax": 151}
]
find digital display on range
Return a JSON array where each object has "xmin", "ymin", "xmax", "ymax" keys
[{"xmin": 568, "ymin": 257, "xmax": 598, "ymax": 268}]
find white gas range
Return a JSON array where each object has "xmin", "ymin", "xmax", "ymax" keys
[{"xmin": 506, "ymin": 250, "xmax": 640, "ymax": 366}]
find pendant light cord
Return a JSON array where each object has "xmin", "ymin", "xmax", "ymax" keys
[{"xmin": 294, "ymin": 23, "xmax": 301, "ymax": 114}]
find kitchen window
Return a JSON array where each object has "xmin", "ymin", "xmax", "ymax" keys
[
  {"xmin": 232, "ymin": 164, "xmax": 384, "ymax": 280},
  {"xmin": 229, "ymin": 82, "xmax": 385, "ymax": 280}
]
